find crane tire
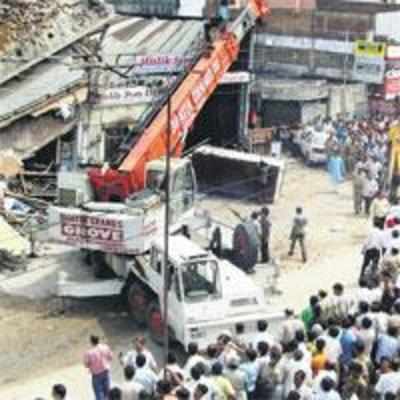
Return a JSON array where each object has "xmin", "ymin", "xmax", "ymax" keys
[{"xmin": 232, "ymin": 222, "xmax": 259, "ymax": 272}]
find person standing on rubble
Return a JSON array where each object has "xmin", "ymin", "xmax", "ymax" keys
[
  {"xmin": 288, "ymin": 207, "xmax": 308, "ymax": 263},
  {"xmin": 259, "ymin": 207, "xmax": 271, "ymax": 263}
]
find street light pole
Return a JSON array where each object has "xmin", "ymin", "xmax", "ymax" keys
[{"xmin": 162, "ymin": 95, "xmax": 172, "ymax": 379}]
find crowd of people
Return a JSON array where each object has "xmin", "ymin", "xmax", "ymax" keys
[
  {"xmin": 41, "ymin": 271, "xmax": 400, "ymax": 400},
  {"xmin": 34, "ymin": 114, "xmax": 400, "ymax": 400}
]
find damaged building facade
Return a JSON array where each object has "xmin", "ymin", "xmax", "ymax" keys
[
  {"xmin": 253, "ymin": 0, "xmax": 400, "ymax": 124},
  {"xmin": 0, "ymin": 0, "xmax": 115, "ymax": 198}
]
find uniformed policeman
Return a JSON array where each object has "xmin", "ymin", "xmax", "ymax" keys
[{"xmin": 288, "ymin": 207, "xmax": 308, "ymax": 263}]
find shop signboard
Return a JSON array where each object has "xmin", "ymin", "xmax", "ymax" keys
[{"xmin": 352, "ymin": 41, "xmax": 386, "ymax": 84}]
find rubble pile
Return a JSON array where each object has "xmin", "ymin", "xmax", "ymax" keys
[
  {"xmin": 0, "ymin": 0, "xmax": 111, "ymax": 85},
  {"xmin": 0, "ymin": 248, "xmax": 26, "ymax": 273}
]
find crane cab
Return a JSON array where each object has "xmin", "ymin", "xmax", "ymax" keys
[{"xmin": 143, "ymin": 158, "xmax": 197, "ymax": 223}]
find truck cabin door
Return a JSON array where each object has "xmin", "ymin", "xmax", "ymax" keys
[
  {"xmin": 151, "ymin": 247, "xmax": 185, "ymax": 341},
  {"xmin": 167, "ymin": 267, "xmax": 185, "ymax": 343},
  {"xmin": 170, "ymin": 163, "xmax": 196, "ymax": 223}
]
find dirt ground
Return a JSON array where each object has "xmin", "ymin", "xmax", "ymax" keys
[{"xmin": 0, "ymin": 156, "xmax": 369, "ymax": 393}]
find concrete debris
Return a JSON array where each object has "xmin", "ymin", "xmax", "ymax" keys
[
  {"xmin": 0, "ymin": 0, "xmax": 113, "ymax": 86},
  {"xmin": 0, "ymin": 215, "xmax": 30, "ymax": 271},
  {"xmin": 0, "ymin": 150, "xmax": 23, "ymax": 178},
  {"xmin": 4, "ymin": 197, "xmax": 31, "ymax": 218},
  {"xmin": 0, "ymin": 248, "xmax": 26, "ymax": 272}
]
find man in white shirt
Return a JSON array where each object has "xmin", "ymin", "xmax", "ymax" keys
[
  {"xmin": 251, "ymin": 320, "xmax": 276, "ymax": 350},
  {"xmin": 133, "ymin": 354, "xmax": 158, "ymax": 395},
  {"xmin": 282, "ymin": 350, "xmax": 312, "ymax": 398},
  {"xmin": 120, "ymin": 366, "xmax": 144, "ymax": 400},
  {"xmin": 313, "ymin": 376, "xmax": 341, "ymax": 400},
  {"xmin": 291, "ymin": 370, "xmax": 313, "ymax": 400},
  {"xmin": 322, "ymin": 326, "xmax": 342, "ymax": 365},
  {"xmin": 360, "ymin": 222, "xmax": 382, "ymax": 282},
  {"xmin": 312, "ymin": 366, "xmax": 338, "ymax": 397},
  {"xmin": 357, "ymin": 317, "xmax": 376, "ymax": 359},
  {"xmin": 375, "ymin": 358, "xmax": 400, "ymax": 399},
  {"xmin": 184, "ymin": 342, "xmax": 207, "ymax": 377},
  {"xmin": 362, "ymin": 175, "xmax": 378, "ymax": 216},
  {"xmin": 279, "ymin": 309, "xmax": 305, "ymax": 348},
  {"xmin": 120, "ymin": 336, "xmax": 157, "ymax": 372},
  {"xmin": 370, "ymin": 192, "xmax": 390, "ymax": 229}
]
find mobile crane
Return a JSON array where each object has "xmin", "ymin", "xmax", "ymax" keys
[{"xmin": 43, "ymin": 1, "xmax": 278, "ymax": 349}]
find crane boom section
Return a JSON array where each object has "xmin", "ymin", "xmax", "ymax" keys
[{"xmin": 90, "ymin": 0, "xmax": 269, "ymax": 200}]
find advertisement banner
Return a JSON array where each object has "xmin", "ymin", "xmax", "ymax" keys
[
  {"xmin": 220, "ymin": 71, "xmax": 251, "ymax": 84},
  {"xmin": 130, "ymin": 54, "xmax": 190, "ymax": 74},
  {"xmin": 352, "ymin": 56, "xmax": 385, "ymax": 84},
  {"xmin": 385, "ymin": 60, "xmax": 400, "ymax": 100},
  {"xmin": 94, "ymin": 86, "xmax": 161, "ymax": 107},
  {"xmin": 47, "ymin": 208, "xmax": 146, "ymax": 254},
  {"xmin": 387, "ymin": 46, "xmax": 400, "ymax": 59},
  {"xmin": 257, "ymin": 33, "xmax": 354, "ymax": 54},
  {"xmin": 354, "ymin": 40, "xmax": 386, "ymax": 58}
]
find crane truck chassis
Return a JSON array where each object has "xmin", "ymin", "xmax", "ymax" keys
[
  {"xmin": 45, "ymin": 154, "xmax": 284, "ymax": 350},
  {"xmin": 93, "ymin": 235, "xmax": 284, "ymax": 350}
]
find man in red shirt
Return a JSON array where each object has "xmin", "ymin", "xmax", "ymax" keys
[{"xmin": 83, "ymin": 335, "xmax": 113, "ymax": 400}]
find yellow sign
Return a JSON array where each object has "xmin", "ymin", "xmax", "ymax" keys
[
  {"xmin": 390, "ymin": 125, "xmax": 400, "ymax": 145},
  {"xmin": 354, "ymin": 40, "xmax": 386, "ymax": 58}
]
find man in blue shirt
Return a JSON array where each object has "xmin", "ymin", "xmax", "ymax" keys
[
  {"xmin": 340, "ymin": 316, "xmax": 358, "ymax": 367},
  {"xmin": 240, "ymin": 348, "xmax": 259, "ymax": 400},
  {"xmin": 375, "ymin": 326, "xmax": 400, "ymax": 365}
]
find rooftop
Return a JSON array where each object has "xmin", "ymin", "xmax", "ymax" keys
[
  {"xmin": 317, "ymin": 0, "xmax": 400, "ymax": 14},
  {"xmin": 0, "ymin": 16, "xmax": 204, "ymax": 129},
  {"xmin": 0, "ymin": 0, "xmax": 113, "ymax": 86}
]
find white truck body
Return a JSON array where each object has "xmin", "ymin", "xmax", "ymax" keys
[
  {"xmin": 43, "ymin": 158, "xmax": 197, "ymax": 254},
  {"xmin": 108, "ymin": 235, "xmax": 283, "ymax": 350}
]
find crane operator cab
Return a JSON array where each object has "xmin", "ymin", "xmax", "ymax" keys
[
  {"xmin": 143, "ymin": 158, "xmax": 197, "ymax": 224},
  {"xmin": 144, "ymin": 235, "xmax": 271, "ymax": 350}
]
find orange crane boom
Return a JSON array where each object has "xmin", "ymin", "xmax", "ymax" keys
[{"xmin": 88, "ymin": 0, "xmax": 269, "ymax": 201}]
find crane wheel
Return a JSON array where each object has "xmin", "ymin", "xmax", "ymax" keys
[
  {"xmin": 126, "ymin": 283, "xmax": 148, "ymax": 326},
  {"xmin": 232, "ymin": 222, "xmax": 259, "ymax": 272}
]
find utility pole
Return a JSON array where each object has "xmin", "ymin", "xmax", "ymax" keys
[
  {"xmin": 343, "ymin": 30, "xmax": 351, "ymax": 87},
  {"xmin": 162, "ymin": 95, "xmax": 172, "ymax": 379}
]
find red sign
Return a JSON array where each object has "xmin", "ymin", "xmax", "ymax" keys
[
  {"xmin": 384, "ymin": 60, "xmax": 400, "ymax": 100},
  {"xmin": 61, "ymin": 214, "xmax": 124, "ymax": 245}
]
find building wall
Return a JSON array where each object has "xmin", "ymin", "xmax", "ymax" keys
[
  {"xmin": 267, "ymin": 0, "xmax": 316, "ymax": 10},
  {"xmin": 258, "ymin": 9, "xmax": 373, "ymax": 39}
]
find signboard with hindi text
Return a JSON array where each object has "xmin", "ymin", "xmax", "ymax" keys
[{"xmin": 94, "ymin": 86, "xmax": 161, "ymax": 107}]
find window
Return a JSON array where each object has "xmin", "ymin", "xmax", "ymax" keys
[
  {"xmin": 147, "ymin": 170, "xmax": 165, "ymax": 192},
  {"xmin": 151, "ymin": 248, "xmax": 162, "ymax": 274},
  {"xmin": 181, "ymin": 260, "xmax": 221, "ymax": 301},
  {"xmin": 174, "ymin": 273, "xmax": 182, "ymax": 302}
]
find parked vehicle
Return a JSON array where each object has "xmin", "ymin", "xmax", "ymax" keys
[{"xmin": 295, "ymin": 125, "xmax": 328, "ymax": 165}]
